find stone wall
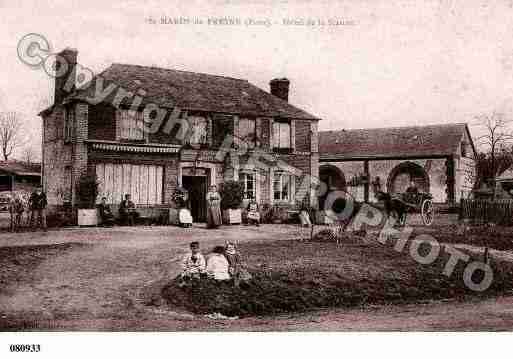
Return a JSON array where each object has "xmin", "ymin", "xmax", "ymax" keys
[
  {"xmin": 321, "ymin": 158, "xmax": 451, "ymax": 203},
  {"xmin": 369, "ymin": 159, "xmax": 448, "ymax": 203},
  {"xmin": 455, "ymin": 156, "xmax": 476, "ymax": 201}
]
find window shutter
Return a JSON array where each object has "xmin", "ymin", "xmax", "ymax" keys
[{"xmin": 212, "ymin": 114, "xmax": 234, "ymax": 148}]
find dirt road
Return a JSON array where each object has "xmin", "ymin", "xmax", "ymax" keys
[{"xmin": 1, "ymin": 224, "xmax": 512, "ymax": 331}]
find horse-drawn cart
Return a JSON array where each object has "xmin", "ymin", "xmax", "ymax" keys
[
  {"xmin": 394, "ymin": 191, "xmax": 435, "ymax": 226},
  {"xmin": 376, "ymin": 190, "xmax": 435, "ymax": 226}
]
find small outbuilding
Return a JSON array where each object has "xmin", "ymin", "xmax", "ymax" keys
[
  {"xmin": 318, "ymin": 123, "xmax": 476, "ymax": 207},
  {"xmin": 0, "ymin": 161, "xmax": 41, "ymax": 193}
]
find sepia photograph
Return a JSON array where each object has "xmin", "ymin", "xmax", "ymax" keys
[{"xmin": 2, "ymin": 0, "xmax": 513, "ymax": 356}]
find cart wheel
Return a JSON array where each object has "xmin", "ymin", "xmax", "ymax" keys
[{"xmin": 421, "ymin": 199, "xmax": 434, "ymax": 226}]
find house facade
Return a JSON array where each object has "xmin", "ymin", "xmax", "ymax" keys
[
  {"xmin": 40, "ymin": 48, "xmax": 320, "ymax": 219},
  {"xmin": 318, "ymin": 124, "xmax": 476, "ymax": 208}
]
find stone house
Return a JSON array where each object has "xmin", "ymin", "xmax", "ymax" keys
[
  {"xmin": 39, "ymin": 48, "xmax": 320, "ymax": 220},
  {"xmin": 318, "ymin": 123, "xmax": 476, "ymax": 208}
]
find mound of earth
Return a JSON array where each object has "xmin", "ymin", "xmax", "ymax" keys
[{"xmin": 161, "ymin": 240, "xmax": 513, "ymax": 318}]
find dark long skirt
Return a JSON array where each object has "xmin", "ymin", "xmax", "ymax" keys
[{"xmin": 207, "ymin": 203, "xmax": 222, "ymax": 228}]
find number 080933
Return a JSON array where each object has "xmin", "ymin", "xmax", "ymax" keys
[{"xmin": 9, "ymin": 344, "xmax": 40, "ymax": 352}]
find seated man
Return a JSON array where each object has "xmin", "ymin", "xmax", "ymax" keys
[
  {"xmin": 406, "ymin": 180, "xmax": 418, "ymax": 194},
  {"xmin": 119, "ymin": 194, "xmax": 138, "ymax": 225},
  {"xmin": 246, "ymin": 199, "xmax": 260, "ymax": 226},
  {"xmin": 404, "ymin": 180, "xmax": 419, "ymax": 203},
  {"xmin": 98, "ymin": 197, "xmax": 115, "ymax": 227}
]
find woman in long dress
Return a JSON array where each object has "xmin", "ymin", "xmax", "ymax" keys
[{"xmin": 206, "ymin": 185, "xmax": 222, "ymax": 228}]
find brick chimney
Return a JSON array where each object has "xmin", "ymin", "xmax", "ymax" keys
[
  {"xmin": 54, "ymin": 47, "xmax": 78, "ymax": 105},
  {"xmin": 270, "ymin": 78, "xmax": 290, "ymax": 102}
]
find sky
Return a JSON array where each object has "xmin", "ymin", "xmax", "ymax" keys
[{"xmin": 2, "ymin": 0, "xmax": 513, "ymax": 160}]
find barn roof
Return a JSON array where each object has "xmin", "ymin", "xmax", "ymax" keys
[
  {"xmin": 319, "ymin": 123, "xmax": 475, "ymax": 160},
  {"xmin": 0, "ymin": 161, "xmax": 41, "ymax": 176},
  {"xmin": 41, "ymin": 63, "xmax": 319, "ymax": 120}
]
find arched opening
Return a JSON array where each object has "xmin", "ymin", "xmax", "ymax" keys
[
  {"xmin": 387, "ymin": 162, "xmax": 430, "ymax": 194},
  {"xmin": 319, "ymin": 165, "xmax": 346, "ymax": 210}
]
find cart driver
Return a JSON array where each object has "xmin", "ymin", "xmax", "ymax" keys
[
  {"xmin": 406, "ymin": 179, "xmax": 418, "ymax": 194},
  {"xmin": 405, "ymin": 179, "xmax": 419, "ymax": 203}
]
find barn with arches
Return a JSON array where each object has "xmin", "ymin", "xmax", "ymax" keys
[{"xmin": 318, "ymin": 123, "xmax": 476, "ymax": 208}]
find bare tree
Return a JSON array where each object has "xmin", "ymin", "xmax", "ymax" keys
[
  {"xmin": 0, "ymin": 111, "xmax": 24, "ymax": 160},
  {"xmin": 474, "ymin": 111, "xmax": 513, "ymax": 190},
  {"xmin": 21, "ymin": 146, "xmax": 37, "ymax": 165},
  {"xmin": 473, "ymin": 112, "xmax": 513, "ymax": 264}
]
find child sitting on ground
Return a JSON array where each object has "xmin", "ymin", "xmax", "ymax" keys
[
  {"xmin": 179, "ymin": 241, "xmax": 206, "ymax": 285},
  {"xmin": 205, "ymin": 246, "xmax": 231, "ymax": 281}
]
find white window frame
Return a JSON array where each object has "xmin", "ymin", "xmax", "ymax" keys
[
  {"xmin": 238, "ymin": 117, "xmax": 256, "ymax": 148},
  {"xmin": 273, "ymin": 172, "xmax": 293, "ymax": 202},
  {"xmin": 240, "ymin": 171, "xmax": 257, "ymax": 200},
  {"xmin": 119, "ymin": 109, "xmax": 147, "ymax": 141},
  {"xmin": 273, "ymin": 121, "xmax": 291, "ymax": 149},
  {"xmin": 187, "ymin": 116, "xmax": 208, "ymax": 145}
]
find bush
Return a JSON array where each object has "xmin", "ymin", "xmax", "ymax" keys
[
  {"xmin": 219, "ymin": 181, "xmax": 244, "ymax": 210},
  {"xmin": 173, "ymin": 187, "xmax": 189, "ymax": 208},
  {"xmin": 76, "ymin": 174, "xmax": 99, "ymax": 209}
]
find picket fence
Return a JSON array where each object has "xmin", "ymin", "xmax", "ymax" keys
[{"xmin": 460, "ymin": 199, "xmax": 513, "ymax": 225}]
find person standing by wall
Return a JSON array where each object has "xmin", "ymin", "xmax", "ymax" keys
[
  {"xmin": 29, "ymin": 186, "xmax": 47, "ymax": 230},
  {"xmin": 9, "ymin": 194, "xmax": 25, "ymax": 232}
]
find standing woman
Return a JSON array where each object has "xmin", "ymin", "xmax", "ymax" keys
[{"xmin": 206, "ymin": 185, "xmax": 222, "ymax": 228}]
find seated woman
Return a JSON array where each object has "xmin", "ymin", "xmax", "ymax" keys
[
  {"xmin": 225, "ymin": 241, "xmax": 252, "ymax": 287},
  {"xmin": 246, "ymin": 199, "xmax": 260, "ymax": 226},
  {"xmin": 206, "ymin": 246, "xmax": 231, "ymax": 281}
]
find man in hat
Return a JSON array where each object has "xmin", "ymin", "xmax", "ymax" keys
[
  {"xmin": 29, "ymin": 186, "xmax": 47, "ymax": 230},
  {"xmin": 119, "ymin": 193, "xmax": 138, "ymax": 225}
]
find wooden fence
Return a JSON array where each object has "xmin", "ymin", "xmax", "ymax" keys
[{"xmin": 460, "ymin": 199, "xmax": 513, "ymax": 225}]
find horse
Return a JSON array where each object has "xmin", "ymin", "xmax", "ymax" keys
[{"xmin": 374, "ymin": 190, "xmax": 410, "ymax": 226}]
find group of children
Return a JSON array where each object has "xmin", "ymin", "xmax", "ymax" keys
[{"xmin": 179, "ymin": 241, "xmax": 251, "ymax": 287}]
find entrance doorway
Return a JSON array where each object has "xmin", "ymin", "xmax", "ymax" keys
[{"xmin": 182, "ymin": 175, "xmax": 208, "ymax": 222}]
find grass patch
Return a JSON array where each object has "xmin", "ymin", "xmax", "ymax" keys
[
  {"xmin": 161, "ymin": 239, "xmax": 513, "ymax": 318},
  {"xmin": 411, "ymin": 224, "xmax": 513, "ymax": 251},
  {"xmin": 0, "ymin": 243, "xmax": 89, "ymax": 293}
]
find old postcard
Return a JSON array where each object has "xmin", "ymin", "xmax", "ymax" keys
[{"xmin": 1, "ymin": 0, "xmax": 513, "ymax": 356}]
